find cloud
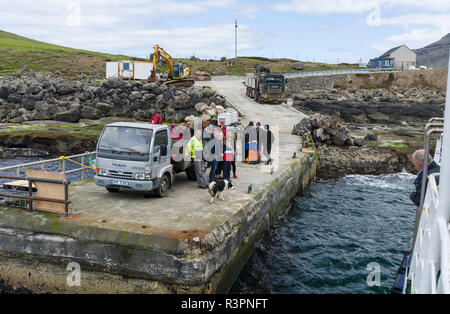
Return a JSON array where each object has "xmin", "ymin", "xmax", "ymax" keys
[
  {"xmin": 272, "ymin": 0, "xmax": 450, "ymax": 15},
  {"xmin": 371, "ymin": 13, "xmax": 450, "ymax": 52},
  {"xmin": 0, "ymin": 0, "xmax": 263, "ymax": 58},
  {"xmin": 371, "ymin": 28, "xmax": 447, "ymax": 53},
  {"xmin": 380, "ymin": 13, "xmax": 450, "ymax": 29}
]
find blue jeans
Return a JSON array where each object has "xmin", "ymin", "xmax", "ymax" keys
[{"xmin": 209, "ymin": 159, "xmax": 218, "ymax": 182}]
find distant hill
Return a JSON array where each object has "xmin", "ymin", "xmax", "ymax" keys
[
  {"xmin": 415, "ymin": 33, "xmax": 450, "ymax": 68},
  {"xmin": 0, "ymin": 30, "xmax": 360, "ymax": 79},
  {"xmin": 0, "ymin": 30, "xmax": 132, "ymax": 79}
]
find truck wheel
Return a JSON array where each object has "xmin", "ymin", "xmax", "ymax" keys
[
  {"xmin": 257, "ymin": 94, "xmax": 263, "ymax": 104},
  {"xmin": 155, "ymin": 174, "xmax": 170, "ymax": 198},
  {"xmin": 186, "ymin": 166, "xmax": 197, "ymax": 181},
  {"xmin": 106, "ymin": 187, "xmax": 119, "ymax": 193}
]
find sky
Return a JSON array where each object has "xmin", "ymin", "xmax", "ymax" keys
[{"xmin": 1, "ymin": 0, "xmax": 450, "ymax": 63}]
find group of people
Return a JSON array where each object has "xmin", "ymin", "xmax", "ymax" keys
[
  {"xmin": 183, "ymin": 118, "xmax": 275, "ymax": 189},
  {"xmin": 186, "ymin": 120, "xmax": 239, "ymax": 189},
  {"xmin": 243, "ymin": 121, "xmax": 275, "ymax": 165},
  {"xmin": 153, "ymin": 115, "xmax": 276, "ymax": 190}
]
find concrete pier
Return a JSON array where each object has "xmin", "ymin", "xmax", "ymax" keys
[{"xmin": 0, "ymin": 79, "xmax": 314, "ymax": 293}]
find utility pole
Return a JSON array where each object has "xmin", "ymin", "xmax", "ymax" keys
[{"xmin": 235, "ymin": 20, "xmax": 238, "ymax": 59}]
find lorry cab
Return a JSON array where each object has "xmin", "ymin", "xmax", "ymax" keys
[{"xmin": 94, "ymin": 122, "xmax": 175, "ymax": 197}]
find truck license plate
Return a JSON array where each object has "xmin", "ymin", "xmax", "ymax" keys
[{"xmin": 110, "ymin": 179, "xmax": 129, "ymax": 186}]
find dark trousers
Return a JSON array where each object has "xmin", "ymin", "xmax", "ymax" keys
[
  {"xmin": 216, "ymin": 161, "xmax": 223, "ymax": 177},
  {"xmin": 232, "ymin": 160, "xmax": 236, "ymax": 175},
  {"xmin": 223, "ymin": 161, "xmax": 232, "ymax": 180}
]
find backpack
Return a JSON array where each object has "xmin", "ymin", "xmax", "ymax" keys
[{"xmin": 150, "ymin": 113, "xmax": 162, "ymax": 124}]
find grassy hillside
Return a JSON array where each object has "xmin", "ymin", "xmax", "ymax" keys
[
  {"xmin": 0, "ymin": 30, "xmax": 132, "ymax": 79},
  {"xmin": 178, "ymin": 56, "xmax": 360, "ymax": 76},
  {"xmin": 0, "ymin": 30, "xmax": 360, "ymax": 79}
]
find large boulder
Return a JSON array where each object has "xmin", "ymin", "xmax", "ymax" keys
[
  {"xmin": 95, "ymin": 102, "xmax": 113, "ymax": 115},
  {"xmin": 7, "ymin": 94, "xmax": 21, "ymax": 104},
  {"xmin": 102, "ymin": 77, "xmax": 125, "ymax": 89},
  {"xmin": 291, "ymin": 62, "xmax": 304, "ymax": 70},
  {"xmin": 55, "ymin": 107, "xmax": 80, "ymax": 123},
  {"xmin": 80, "ymin": 106, "xmax": 100, "ymax": 120},
  {"xmin": 293, "ymin": 94, "xmax": 308, "ymax": 101},
  {"xmin": 201, "ymin": 87, "xmax": 215, "ymax": 98},
  {"xmin": 34, "ymin": 101, "xmax": 50, "ymax": 112},
  {"xmin": 57, "ymin": 85, "xmax": 76, "ymax": 96},
  {"xmin": 331, "ymin": 128, "xmax": 350, "ymax": 146},
  {"xmin": 0, "ymin": 86, "xmax": 11, "ymax": 99}
]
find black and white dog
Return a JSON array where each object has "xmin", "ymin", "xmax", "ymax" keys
[{"xmin": 208, "ymin": 179, "xmax": 235, "ymax": 205}]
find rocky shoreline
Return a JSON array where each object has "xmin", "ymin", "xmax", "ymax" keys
[
  {"xmin": 0, "ymin": 67, "xmax": 227, "ymax": 124},
  {"xmin": 290, "ymin": 113, "xmax": 429, "ymax": 179}
]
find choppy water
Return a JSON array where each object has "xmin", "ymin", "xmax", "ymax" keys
[{"xmin": 230, "ymin": 172, "xmax": 416, "ymax": 294}]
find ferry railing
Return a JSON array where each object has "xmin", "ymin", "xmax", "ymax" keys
[
  {"xmin": 411, "ymin": 122, "xmax": 444, "ymax": 250},
  {"xmin": 408, "ymin": 174, "xmax": 450, "ymax": 293},
  {"xmin": 408, "ymin": 51, "xmax": 450, "ymax": 294}
]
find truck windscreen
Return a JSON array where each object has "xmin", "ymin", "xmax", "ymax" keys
[
  {"xmin": 265, "ymin": 77, "xmax": 284, "ymax": 85},
  {"xmin": 98, "ymin": 126, "xmax": 152, "ymax": 161}
]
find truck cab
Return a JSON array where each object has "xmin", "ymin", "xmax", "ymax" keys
[
  {"xmin": 245, "ymin": 72, "xmax": 287, "ymax": 104},
  {"xmin": 94, "ymin": 122, "xmax": 179, "ymax": 197}
]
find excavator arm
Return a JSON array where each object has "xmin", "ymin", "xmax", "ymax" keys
[
  {"xmin": 151, "ymin": 45, "xmax": 174, "ymax": 79},
  {"xmin": 148, "ymin": 44, "xmax": 194, "ymax": 87}
]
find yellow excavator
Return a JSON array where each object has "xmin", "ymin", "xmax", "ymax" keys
[{"xmin": 148, "ymin": 45, "xmax": 194, "ymax": 87}]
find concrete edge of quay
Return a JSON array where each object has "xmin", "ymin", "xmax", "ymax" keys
[{"xmin": 0, "ymin": 152, "xmax": 315, "ymax": 293}]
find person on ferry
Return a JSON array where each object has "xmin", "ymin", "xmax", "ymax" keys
[{"xmin": 410, "ymin": 149, "xmax": 440, "ymax": 207}]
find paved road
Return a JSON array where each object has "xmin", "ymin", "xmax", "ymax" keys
[
  {"xmin": 65, "ymin": 79, "xmax": 310, "ymax": 238},
  {"xmin": 195, "ymin": 79, "xmax": 307, "ymax": 134}
]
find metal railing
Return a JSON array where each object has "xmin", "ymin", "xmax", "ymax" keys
[
  {"xmin": 408, "ymin": 173, "xmax": 450, "ymax": 293},
  {"xmin": 0, "ymin": 152, "xmax": 96, "ymax": 180},
  {"xmin": 283, "ymin": 67, "xmax": 402, "ymax": 78},
  {"xmin": 0, "ymin": 152, "xmax": 96, "ymax": 215},
  {"xmin": 210, "ymin": 68, "xmax": 403, "ymax": 81},
  {"xmin": 0, "ymin": 174, "xmax": 70, "ymax": 215},
  {"xmin": 407, "ymin": 52, "xmax": 450, "ymax": 293}
]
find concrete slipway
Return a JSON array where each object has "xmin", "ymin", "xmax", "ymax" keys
[{"xmin": 0, "ymin": 79, "xmax": 314, "ymax": 293}]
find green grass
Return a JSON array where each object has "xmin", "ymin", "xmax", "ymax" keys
[
  {"xmin": 380, "ymin": 140, "xmax": 407, "ymax": 149},
  {"xmin": 0, "ymin": 123, "xmax": 104, "ymax": 137},
  {"xmin": 0, "ymin": 30, "xmax": 133, "ymax": 79}
]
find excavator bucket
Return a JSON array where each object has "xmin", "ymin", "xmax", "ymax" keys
[{"xmin": 148, "ymin": 70, "xmax": 158, "ymax": 83}]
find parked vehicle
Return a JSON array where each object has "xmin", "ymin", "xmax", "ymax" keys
[
  {"xmin": 94, "ymin": 122, "xmax": 195, "ymax": 197},
  {"xmin": 244, "ymin": 65, "xmax": 287, "ymax": 104}
]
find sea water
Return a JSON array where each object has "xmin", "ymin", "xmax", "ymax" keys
[{"xmin": 230, "ymin": 173, "xmax": 416, "ymax": 294}]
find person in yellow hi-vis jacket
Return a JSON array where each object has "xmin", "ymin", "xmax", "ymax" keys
[{"xmin": 187, "ymin": 128, "xmax": 209, "ymax": 189}]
